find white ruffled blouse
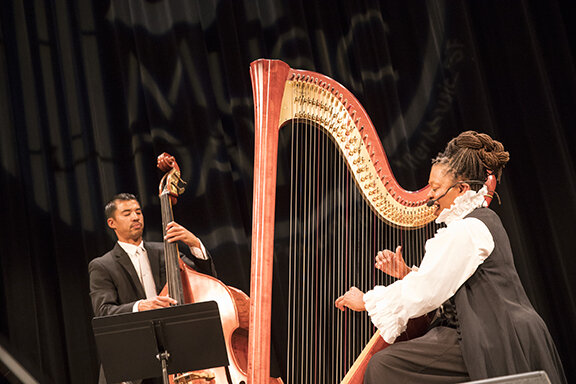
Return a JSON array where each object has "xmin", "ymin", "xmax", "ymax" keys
[{"xmin": 363, "ymin": 186, "xmax": 495, "ymax": 344}]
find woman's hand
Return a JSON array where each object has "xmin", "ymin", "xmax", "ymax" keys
[
  {"xmin": 335, "ymin": 286, "xmax": 366, "ymax": 312},
  {"xmin": 375, "ymin": 245, "xmax": 411, "ymax": 279}
]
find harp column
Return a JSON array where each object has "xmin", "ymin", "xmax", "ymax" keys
[{"xmin": 248, "ymin": 59, "xmax": 290, "ymax": 383}]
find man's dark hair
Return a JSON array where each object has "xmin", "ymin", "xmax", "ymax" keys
[{"xmin": 104, "ymin": 193, "xmax": 139, "ymax": 219}]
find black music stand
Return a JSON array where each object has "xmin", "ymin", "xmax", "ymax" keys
[{"xmin": 92, "ymin": 301, "xmax": 229, "ymax": 384}]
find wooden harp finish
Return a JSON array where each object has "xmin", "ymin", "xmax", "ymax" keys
[{"xmin": 247, "ymin": 59, "xmax": 438, "ymax": 383}]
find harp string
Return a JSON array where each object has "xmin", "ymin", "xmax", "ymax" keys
[{"xmin": 282, "ymin": 80, "xmax": 440, "ymax": 384}]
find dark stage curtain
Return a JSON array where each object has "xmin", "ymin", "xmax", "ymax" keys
[{"xmin": 0, "ymin": 1, "xmax": 574, "ymax": 383}]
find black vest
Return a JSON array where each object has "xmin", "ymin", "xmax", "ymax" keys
[{"xmin": 447, "ymin": 208, "xmax": 566, "ymax": 383}]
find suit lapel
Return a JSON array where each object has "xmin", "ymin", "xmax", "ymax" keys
[{"xmin": 112, "ymin": 243, "xmax": 146, "ymax": 299}]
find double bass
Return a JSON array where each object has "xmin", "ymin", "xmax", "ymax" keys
[{"xmin": 156, "ymin": 153, "xmax": 253, "ymax": 384}]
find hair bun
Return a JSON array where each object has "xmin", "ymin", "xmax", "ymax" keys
[{"xmin": 433, "ymin": 131, "xmax": 510, "ymax": 182}]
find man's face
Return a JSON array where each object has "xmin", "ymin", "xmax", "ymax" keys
[
  {"xmin": 427, "ymin": 164, "xmax": 469, "ymax": 216},
  {"xmin": 107, "ymin": 199, "xmax": 144, "ymax": 244}
]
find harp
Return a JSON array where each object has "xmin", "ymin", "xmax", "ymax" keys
[{"xmin": 247, "ymin": 59, "xmax": 441, "ymax": 384}]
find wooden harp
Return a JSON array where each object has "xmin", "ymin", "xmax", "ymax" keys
[{"xmin": 247, "ymin": 59, "xmax": 441, "ymax": 384}]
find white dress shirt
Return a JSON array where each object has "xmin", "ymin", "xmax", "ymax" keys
[
  {"xmin": 117, "ymin": 240, "xmax": 208, "ymax": 312},
  {"xmin": 363, "ymin": 187, "xmax": 495, "ymax": 344}
]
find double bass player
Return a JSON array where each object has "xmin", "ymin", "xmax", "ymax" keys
[{"xmin": 89, "ymin": 192, "xmax": 216, "ymax": 383}]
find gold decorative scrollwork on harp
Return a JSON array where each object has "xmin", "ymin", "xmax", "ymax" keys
[
  {"xmin": 277, "ymin": 75, "xmax": 436, "ymax": 228},
  {"xmin": 247, "ymin": 59, "xmax": 438, "ymax": 384}
]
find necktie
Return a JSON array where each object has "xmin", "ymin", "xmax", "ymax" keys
[{"xmin": 135, "ymin": 247, "xmax": 157, "ymax": 299}]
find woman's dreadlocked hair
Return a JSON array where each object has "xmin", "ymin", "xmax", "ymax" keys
[{"xmin": 432, "ymin": 131, "xmax": 510, "ymax": 190}]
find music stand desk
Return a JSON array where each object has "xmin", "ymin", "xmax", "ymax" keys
[{"xmin": 92, "ymin": 301, "xmax": 228, "ymax": 384}]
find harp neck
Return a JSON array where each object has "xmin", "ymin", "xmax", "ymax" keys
[{"xmin": 252, "ymin": 59, "xmax": 436, "ymax": 228}]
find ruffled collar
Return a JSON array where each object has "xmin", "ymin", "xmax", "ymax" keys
[{"xmin": 435, "ymin": 185, "xmax": 488, "ymax": 225}]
